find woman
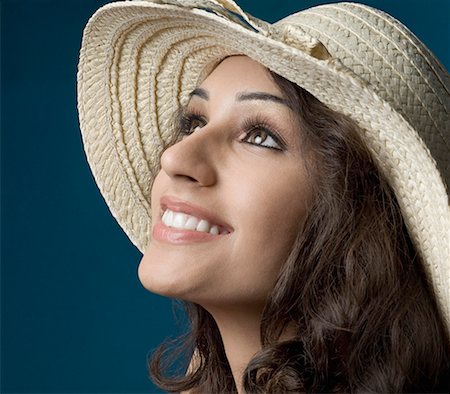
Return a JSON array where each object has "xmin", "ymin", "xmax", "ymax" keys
[{"xmin": 77, "ymin": 0, "xmax": 449, "ymax": 392}]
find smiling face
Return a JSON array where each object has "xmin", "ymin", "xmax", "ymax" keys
[{"xmin": 138, "ymin": 55, "xmax": 312, "ymax": 313}]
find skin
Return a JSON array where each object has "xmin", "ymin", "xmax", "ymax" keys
[{"xmin": 138, "ymin": 55, "xmax": 312, "ymax": 392}]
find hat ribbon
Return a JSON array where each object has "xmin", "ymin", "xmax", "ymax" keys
[{"xmin": 146, "ymin": 0, "xmax": 331, "ymax": 61}]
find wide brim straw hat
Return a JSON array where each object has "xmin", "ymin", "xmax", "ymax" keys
[{"xmin": 77, "ymin": 0, "xmax": 450, "ymax": 334}]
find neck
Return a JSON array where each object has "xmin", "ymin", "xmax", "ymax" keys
[{"xmin": 207, "ymin": 305, "xmax": 263, "ymax": 393}]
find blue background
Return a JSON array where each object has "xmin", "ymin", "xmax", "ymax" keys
[{"xmin": 1, "ymin": 0, "xmax": 448, "ymax": 392}]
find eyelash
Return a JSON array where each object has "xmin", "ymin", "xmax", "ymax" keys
[
  {"xmin": 178, "ymin": 109, "xmax": 205, "ymax": 136},
  {"xmin": 241, "ymin": 116, "xmax": 286, "ymax": 151},
  {"xmin": 177, "ymin": 108, "xmax": 286, "ymax": 151}
]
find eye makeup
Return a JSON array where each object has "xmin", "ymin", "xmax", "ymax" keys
[
  {"xmin": 174, "ymin": 105, "xmax": 290, "ymax": 152},
  {"xmin": 240, "ymin": 114, "xmax": 287, "ymax": 151},
  {"xmin": 177, "ymin": 106, "xmax": 207, "ymax": 136}
]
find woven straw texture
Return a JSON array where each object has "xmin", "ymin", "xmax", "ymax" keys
[{"xmin": 77, "ymin": 0, "xmax": 450, "ymax": 333}]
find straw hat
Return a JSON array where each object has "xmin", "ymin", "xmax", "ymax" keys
[{"xmin": 77, "ymin": 0, "xmax": 450, "ymax": 333}]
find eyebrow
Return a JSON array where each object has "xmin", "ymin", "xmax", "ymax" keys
[
  {"xmin": 189, "ymin": 87, "xmax": 290, "ymax": 108},
  {"xmin": 189, "ymin": 88, "xmax": 209, "ymax": 100}
]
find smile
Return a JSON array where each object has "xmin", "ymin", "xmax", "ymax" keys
[
  {"xmin": 152, "ymin": 195, "xmax": 234, "ymax": 244},
  {"xmin": 162, "ymin": 209, "xmax": 230, "ymax": 235}
]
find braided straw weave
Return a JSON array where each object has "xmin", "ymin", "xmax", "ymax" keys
[{"xmin": 77, "ymin": 0, "xmax": 450, "ymax": 333}]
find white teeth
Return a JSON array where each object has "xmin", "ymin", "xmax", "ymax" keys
[
  {"xmin": 172, "ymin": 212, "xmax": 187, "ymax": 229},
  {"xmin": 185, "ymin": 216, "xmax": 199, "ymax": 230},
  {"xmin": 196, "ymin": 219, "xmax": 210, "ymax": 232},
  {"xmin": 162, "ymin": 209, "xmax": 227, "ymax": 234},
  {"xmin": 164, "ymin": 210, "xmax": 174, "ymax": 226}
]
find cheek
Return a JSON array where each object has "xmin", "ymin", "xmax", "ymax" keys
[
  {"xmin": 225, "ymin": 162, "xmax": 310, "ymax": 294},
  {"xmin": 150, "ymin": 171, "xmax": 165, "ymax": 220},
  {"xmin": 233, "ymin": 160, "xmax": 309, "ymax": 241}
]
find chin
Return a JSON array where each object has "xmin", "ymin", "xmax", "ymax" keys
[
  {"xmin": 138, "ymin": 256, "xmax": 176, "ymax": 297},
  {"xmin": 137, "ymin": 250, "xmax": 196, "ymax": 300}
]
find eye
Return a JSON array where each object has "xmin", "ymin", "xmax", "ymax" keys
[
  {"xmin": 179, "ymin": 111, "xmax": 206, "ymax": 137},
  {"xmin": 243, "ymin": 126, "xmax": 283, "ymax": 151}
]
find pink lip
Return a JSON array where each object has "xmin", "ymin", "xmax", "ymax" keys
[
  {"xmin": 151, "ymin": 195, "xmax": 234, "ymax": 245},
  {"xmin": 160, "ymin": 195, "xmax": 233, "ymax": 232}
]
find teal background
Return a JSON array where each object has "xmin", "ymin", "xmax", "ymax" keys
[{"xmin": 1, "ymin": 0, "xmax": 448, "ymax": 392}]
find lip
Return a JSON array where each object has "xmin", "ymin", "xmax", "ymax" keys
[
  {"xmin": 151, "ymin": 195, "xmax": 234, "ymax": 245},
  {"xmin": 159, "ymin": 195, "xmax": 234, "ymax": 233}
]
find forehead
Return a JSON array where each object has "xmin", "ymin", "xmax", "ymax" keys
[{"xmin": 198, "ymin": 55, "xmax": 284, "ymax": 97}]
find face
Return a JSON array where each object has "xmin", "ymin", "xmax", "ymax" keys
[{"xmin": 138, "ymin": 55, "xmax": 312, "ymax": 313}]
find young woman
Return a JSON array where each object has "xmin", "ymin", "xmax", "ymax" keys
[{"xmin": 77, "ymin": 1, "xmax": 449, "ymax": 392}]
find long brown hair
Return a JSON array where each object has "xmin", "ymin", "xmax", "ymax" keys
[{"xmin": 148, "ymin": 69, "xmax": 449, "ymax": 393}]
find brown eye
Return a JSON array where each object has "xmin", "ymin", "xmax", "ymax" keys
[
  {"xmin": 248, "ymin": 130, "xmax": 268, "ymax": 145},
  {"xmin": 244, "ymin": 128, "xmax": 282, "ymax": 150},
  {"xmin": 179, "ymin": 113, "xmax": 206, "ymax": 136},
  {"xmin": 179, "ymin": 113, "xmax": 206, "ymax": 137},
  {"xmin": 188, "ymin": 118, "xmax": 204, "ymax": 133}
]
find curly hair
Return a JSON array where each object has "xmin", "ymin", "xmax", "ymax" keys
[{"xmin": 147, "ymin": 69, "xmax": 449, "ymax": 393}]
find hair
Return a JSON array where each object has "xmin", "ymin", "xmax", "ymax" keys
[{"xmin": 148, "ymin": 67, "xmax": 450, "ymax": 393}]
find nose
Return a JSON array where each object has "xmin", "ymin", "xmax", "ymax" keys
[{"xmin": 160, "ymin": 129, "xmax": 218, "ymax": 186}]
